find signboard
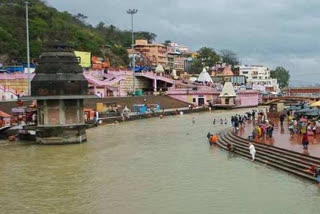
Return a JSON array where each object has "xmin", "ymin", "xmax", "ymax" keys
[
  {"xmin": 12, "ymin": 107, "xmax": 26, "ymax": 113},
  {"xmin": 74, "ymin": 51, "xmax": 91, "ymax": 68}
]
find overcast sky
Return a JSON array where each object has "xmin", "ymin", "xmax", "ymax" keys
[{"xmin": 46, "ymin": 0, "xmax": 320, "ymax": 86}]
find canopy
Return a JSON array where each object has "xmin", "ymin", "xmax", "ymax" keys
[
  {"xmin": 197, "ymin": 68, "xmax": 213, "ymax": 83},
  {"xmin": 0, "ymin": 111, "xmax": 11, "ymax": 118},
  {"xmin": 155, "ymin": 64, "xmax": 164, "ymax": 73},
  {"xmin": 295, "ymin": 108, "xmax": 320, "ymax": 117},
  {"xmin": 310, "ymin": 101, "xmax": 320, "ymax": 107},
  {"xmin": 219, "ymin": 82, "xmax": 236, "ymax": 97},
  {"xmin": 296, "ymin": 108, "xmax": 317, "ymax": 113}
]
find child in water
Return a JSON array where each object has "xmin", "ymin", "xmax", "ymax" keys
[
  {"xmin": 192, "ymin": 117, "xmax": 195, "ymax": 124},
  {"xmin": 213, "ymin": 119, "xmax": 216, "ymax": 125},
  {"xmin": 220, "ymin": 118, "xmax": 223, "ymax": 124},
  {"xmin": 224, "ymin": 119, "xmax": 227, "ymax": 125}
]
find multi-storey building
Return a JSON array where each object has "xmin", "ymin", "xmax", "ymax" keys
[
  {"xmin": 168, "ymin": 53, "xmax": 186, "ymax": 74},
  {"xmin": 239, "ymin": 65, "xmax": 279, "ymax": 91},
  {"xmin": 133, "ymin": 40, "xmax": 168, "ymax": 69}
]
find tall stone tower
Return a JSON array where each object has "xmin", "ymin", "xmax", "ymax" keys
[{"xmin": 24, "ymin": 44, "xmax": 92, "ymax": 144}]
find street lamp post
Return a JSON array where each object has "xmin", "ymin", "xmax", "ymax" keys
[
  {"xmin": 127, "ymin": 9, "xmax": 138, "ymax": 94},
  {"xmin": 25, "ymin": 1, "xmax": 31, "ymax": 95}
]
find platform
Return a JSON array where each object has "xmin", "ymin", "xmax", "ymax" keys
[{"xmin": 237, "ymin": 118, "xmax": 320, "ymax": 157}]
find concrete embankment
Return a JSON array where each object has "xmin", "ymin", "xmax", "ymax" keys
[
  {"xmin": 0, "ymin": 95, "xmax": 189, "ymax": 114},
  {"xmin": 217, "ymin": 129, "xmax": 320, "ymax": 182},
  {"xmin": 94, "ymin": 107, "xmax": 208, "ymax": 126}
]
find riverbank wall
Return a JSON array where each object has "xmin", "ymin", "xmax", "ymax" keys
[
  {"xmin": 92, "ymin": 107, "xmax": 209, "ymax": 127},
  {"xmin": 0, "ymin": 95, "xmax": 189, "ymax": 114}
]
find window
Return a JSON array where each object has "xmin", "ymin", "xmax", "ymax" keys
[{"xmin": 193, "ymin": 98, "xmax": 196, "ymax": 103}]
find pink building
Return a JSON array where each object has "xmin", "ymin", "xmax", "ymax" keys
[{"xmin": 167, "ymin": 82, "xmax": 259, "ymax": 108}]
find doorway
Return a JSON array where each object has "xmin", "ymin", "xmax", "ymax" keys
[{"xmin": 198, "ymin": 97, "xmax": 205, "ymax": 106}]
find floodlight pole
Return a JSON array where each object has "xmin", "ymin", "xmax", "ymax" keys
[
  {"xmin": 26, "ymin": 1, "xmax": 31, "ymax": 95},
  {"xmin": 127, "ymin": 9, "xmax": 138, "ymax": 94}
]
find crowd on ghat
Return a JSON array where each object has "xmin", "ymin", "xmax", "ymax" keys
[{"xmin": 205, "ymin": 106, "xmax": 320, "ymax": 187}]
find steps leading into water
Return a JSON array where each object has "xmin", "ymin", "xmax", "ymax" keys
[{"xmin": 217, "ymin": 129, "xmax": 318, "ymax": 182}]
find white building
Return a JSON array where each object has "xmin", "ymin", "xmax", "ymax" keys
[
  {"xmin": 167, "ymin": 43, "xmax": 189, "ymax": 55},
  {"xmin": 0, "ymin": 84, "xmax": 18, "ymax": 101},
  {"xmin": 239, "ymin": 65, "xmax": 279, "ymax": 92}
]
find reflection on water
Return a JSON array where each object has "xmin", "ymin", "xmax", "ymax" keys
[{"xmin": 0, "ymin": 108, "xmax": 320, "ymax": 214}]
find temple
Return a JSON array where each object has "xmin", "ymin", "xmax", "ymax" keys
[{"xmin": 22, "ymin": 44, "xmax": 95, "ymax": 144}]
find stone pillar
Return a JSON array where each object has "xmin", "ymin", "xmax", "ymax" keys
[
  {"xmin": 43, "ymin": 100, "xmax": 48, "ymax": 125},
  {"xmin": 59, "ymin": 100, "xmax": 65, "ymax": 125},
  {"xmin": 154, "ymin": 79, "xmax": 157, "ymax": 92},
  {"xmin": 77, "ymin": 99, "xmax": 80, "ymax": 123}
]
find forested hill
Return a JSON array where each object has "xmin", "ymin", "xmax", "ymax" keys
[{"xmin": 0, "ymin": 0, "xmax": 156, "ymax": 66}]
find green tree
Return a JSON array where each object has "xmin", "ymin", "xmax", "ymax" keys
[
  {"xmin": 270, "ymin": 67, "xmax": 290, "ymax": 88},
  {"xmin": 190, "ymin": 47, "xmax": 220, "ymax": 74},
  {"xmin": 135, "ymin": 31, "xmax": 157, "ymax": 43},
  {"xmin": 220, "ymin": 49, "xmax": 239, "ymax": 67},
  {"xmin": 163, "ymin": 40, "xmax": 171, "ymax": 46},
  {"xmin": 0, "ymin": 0, "xmax": 157, "ymax": 67}
]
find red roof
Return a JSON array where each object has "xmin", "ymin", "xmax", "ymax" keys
[{"xmin": 0, "ymin": 111, "xmax": 11, "ymax": 118}]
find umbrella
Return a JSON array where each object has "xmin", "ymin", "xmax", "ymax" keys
[
  {"xmin": 296, "ymin": 108, "xmax": 320, "ymax": 116},
  {"xmin": 296, "ymin": 108, "xmax": 317, "ymax": 113},
  {"xmin": 310, "ymin": 101, "xmax": 320, "ymax": 107}
]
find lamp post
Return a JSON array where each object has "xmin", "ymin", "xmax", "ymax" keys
[
  {"xmin": 25, "ymin": 1, "xmax": 31, "ymax": 95},
  {"xmin": 127, "ymin": 9, "xmax": 138, "ymax": 94}
]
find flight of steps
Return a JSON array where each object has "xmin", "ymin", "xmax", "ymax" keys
[{"xmin": 217, "ymin": 129, "xmax": 320, "ymax": 182}]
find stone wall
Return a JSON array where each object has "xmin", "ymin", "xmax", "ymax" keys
[
  {"xmin": 119, "ymin": 75, "xmax": 153, "ymax": 95},
  {"xmin": 0, "ymin": 95, "xmax": 189, "ymax": 114}
]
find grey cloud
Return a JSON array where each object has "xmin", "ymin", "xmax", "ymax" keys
[{"xmin": 46, "ymin": 0, "xmax": 320, "ymax": 86}]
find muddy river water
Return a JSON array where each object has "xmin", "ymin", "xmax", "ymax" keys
[{"xmin": 0, "ymin": 108, "xmax": 320, "ymax": 214}]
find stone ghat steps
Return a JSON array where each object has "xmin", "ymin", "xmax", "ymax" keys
[
  {"xmin": 232, "ymin": 131, "xmax": 320, "ymax": 165},
  {"xmin": 217, "ymin": 130, "xmax": 317, "ymax": 182},
  {"xmin": 222, "ymin": 132, "xmax": 318, "ymax": 174}
]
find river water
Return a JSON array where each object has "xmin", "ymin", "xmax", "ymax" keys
[{"xmin": 0, "ymin": 108, "xmax": 320, "ymax": 214}]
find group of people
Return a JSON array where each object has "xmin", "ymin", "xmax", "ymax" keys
[
  {"xmin": 212, "ymin": 118, "xmax": 228, "ymax": 125},
  {"xmin": 252, "ymin": 121, "xmax": 275, "ymax": 140},
  {"xmin": 231, "ymin": 114, "xmax": 247, "ymax": 132},
  {"xmin": 286, "ymin": 111, "xmax": 320, "ymax": 151}
]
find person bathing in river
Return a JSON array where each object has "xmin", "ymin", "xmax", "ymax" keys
[
  {"xmin": 213, "ymin": 119, "xmax": 216, "ymax": 125},
  {"xmin": 210, "ymin": 134, "xmax": 218, "ymax": 146},
  {"xmin": 207, "ymin": 132, "xmax": 212, "ymax": 139},
  {"xmin": 316, "ymin": 167, "xmax": 320, "ymax": 188},
  {"xmin": 303, "ymin": 165, "xmax": 317, "ymax": 176},
  {"xmin": 227, "ymin": 142, "xmax": 236, "ymax": 153},
  {"xmin": 249, "ymin": 143, "xmax": 256, "ymax": 161}
]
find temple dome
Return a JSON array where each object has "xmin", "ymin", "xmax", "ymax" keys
[
  {"xmin": 197, "ymin": 68, "xmax": 213, "ymax": 83},
  {"xmin": 219, "ymin": 82, "xmax": 236, "ymax": 97}
]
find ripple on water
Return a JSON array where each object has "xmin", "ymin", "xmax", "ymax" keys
[{"xmin": 0, "ymin": 108, "xmax": 320, "ymax": 214}]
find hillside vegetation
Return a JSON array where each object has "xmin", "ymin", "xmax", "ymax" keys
[{"xmin": 0, "ymin": 0, "xmax": 156, "ymax": 67}]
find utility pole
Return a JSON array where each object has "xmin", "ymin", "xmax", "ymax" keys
[
  {"xmin": 26, "ymin": 1, "xmax": 31, "ymax": 95},
  {"xmin": 127, "ymin": 9, "xmax": 138, "ymax": 94}
]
